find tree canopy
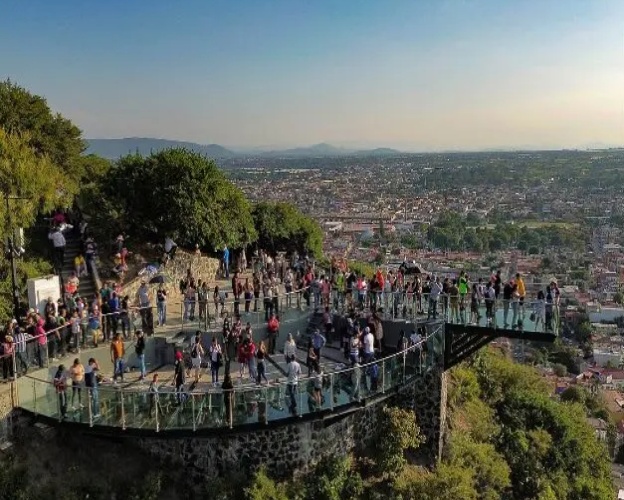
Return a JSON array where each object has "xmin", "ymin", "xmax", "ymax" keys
[
  {"xmin": 96, "ymin": 148, "xmax": 257, "ymax": 249},
  {"xmin": 0, "ymin": 129, "xmax": 68, "ymax": 236},
  {"xmin": 252, "ymin": 201, "xmax": 323, "ymax": 257},
  {"xmin": 0, "ymin": 81, "xmax": 111, "ymax": 322},
  {"xmin": 0, "ymin": 79, "xmax": 87, "ymax": 192},
  {"xmin": 427, "ymin": 209, "xmax": 587, "ymax": 253}
]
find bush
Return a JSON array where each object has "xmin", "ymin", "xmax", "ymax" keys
[
  {"xmin": 246, "ymin": 468, "xmax": 290, "ymax": 500},
  {"xmin": 376, "ymin": 407, "xmax": 424, "ymax": 476},
  {"xmin": 302, "ymin": 456, "xmax": 363, "ymax": 500},
  {"xmin": 552, "ymin": 363, "xmax": 568, "ymax": 377}
]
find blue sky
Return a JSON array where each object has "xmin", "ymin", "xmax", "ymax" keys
[{"xmin": 1, "ymin": 0, "xmax": 623, "ymax": 150}]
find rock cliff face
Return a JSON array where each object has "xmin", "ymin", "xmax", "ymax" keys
[{"xmin": 122, "ymin": 251, "xmax": 220, "ymax": 302}]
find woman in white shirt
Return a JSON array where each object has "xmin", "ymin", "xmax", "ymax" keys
[
  {"xmin": 190, "ymin": 332, "xmax": 204, "ymax": 383},
  {"xmin": 284, "ymin": 333, "xmax": 297, "ymax": 364}
]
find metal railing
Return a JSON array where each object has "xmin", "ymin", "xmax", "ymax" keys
[
  {"xmin": 15, "ymin": 324, "xmax": 443, "ymax": 431},
  {"xmin": 4, "ymin": 285, "xmax": 314, "ymax": 372},
  {"xmin": 330, "ymin": 290, "xmax": 560, "ymax": 334}
]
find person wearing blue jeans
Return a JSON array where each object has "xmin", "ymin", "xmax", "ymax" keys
[
  {"xmin": 135, "ymin": 330, "xmax": 146, "ymax": 380},
  {"xmin": 110, "ymin": 334, "xmax": 125, "ymax": 382},
  {"xmin": 156, "ymin": 287, "xmax": 167, "ymax": 326},
  {"xmin": 286, "ymin": 356, "xmax": 301, "ymax": 416},
  {"xmin": 85, "ymin": 358, "xmax": 100, "ymax": 418}
]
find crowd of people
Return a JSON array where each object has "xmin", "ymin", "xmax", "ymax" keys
[
  {"xmin": 3, "ymin": 219, "xmax": 560, "ymax": 426},
  {"xmin": 312, "ymin": 267, "xmax": 561, "ymax": 332}
]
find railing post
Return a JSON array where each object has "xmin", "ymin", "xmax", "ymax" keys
[
  {"xmin": 192, "ymin": 394, "xmax": 196, "ymax": 431},
  {"xmin": 11, "ymin": 352, "xmax": 18, "ymax": 406},
  {"xmin": 120, "ymin": 391, "xmax": 126, "ymax": 430},
  {"xmin": 403, "ymin": 350, "xmax": 407, "ymax": 382},
  {"xmin": 155, "ymin": 395, "xmax": 160, "ymax": 432},
  {"xmin": 228, "ymin": 390, "xmax": 233, "ymax": 429},
  {"xmin": 263, "ymin": 387, "xmax": 269, "ymax": 425},
  {"xmin": 57, "ymin": 387, "xmax": 62, "ymax": 422},
  {"xmin": 33, "ymin": 378, "xmax": 37, "ymax": 413},
  {"xmin": 381, "ymin": 359, "xmax": 385, "ymax": 394},
  {"xmin": 329, "ymin": 373, "xmax": 334, "ymax": 411},
  {"xmin": 88, "ymin": 389, "xmax": 93, "ymax": 427}
]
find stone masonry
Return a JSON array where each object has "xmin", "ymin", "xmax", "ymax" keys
[
  {"xmin": 130, "ymin": 371, "xmax": 447, "ymax": 479},
  {"xmin": 4, "ymin": 362, "xmax": 448, "ymax": 477},
  {"xmin": 404, "ymin": 367, "xmax": 448, "ymax": 462},
  {"xmin": 122, "ymin": 251, "xmax": 220, "ymax": 302},
  {"xmin": 135, "ymin": 401, "xmax": 383, "ymax": 480}
]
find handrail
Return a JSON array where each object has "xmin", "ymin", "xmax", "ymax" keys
[
  {"xmin": 14, "ymin": 286, "xmax": 558, "ymax": 350},
  {"xmin": 19, "ymin": 339, "xmax": 432, "ymax": 396},
  {"xmin": 12, "ymin": 284, "xmax": 314, "ymax": 341}
]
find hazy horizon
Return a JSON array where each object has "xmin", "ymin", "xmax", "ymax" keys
[
  {"xmin": 84, "ymin": 136, "xmax": 624, "ymax": 154},
  {"xmin": 2, "ymin": 0, "xmax": 623, "ymax": 151}
]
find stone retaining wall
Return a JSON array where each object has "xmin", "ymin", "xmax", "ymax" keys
[
  {"xmin": 122, "ymin": 251, "xmax": 220, "ymax": 302},
  {"xmin": 8, "ymin": 364, "xmax": 447, "ymax": 478},
  {"xmin": 131, "ymin": 371, "xmax": 446, "ymax": 479},
  {"xmin": 136, "ymin": 401, "xmax": 382, "ymax": 480}
]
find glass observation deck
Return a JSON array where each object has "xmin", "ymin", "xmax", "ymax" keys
[
  {"xmin": 13, "ymin": 287, "xmax": 556, "ymax": 430},
  {"xmin": 334, "ymin": 292, "xmax": 559, "ymax": 336},
  {"xmin": 15, "ymin": 323, "xmax": 445, "ymax": 432}
]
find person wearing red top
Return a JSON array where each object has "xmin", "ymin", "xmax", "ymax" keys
[
  {"xmin": 34, "ymin": 316, "xmax": 47, "ymax": 368},
  {"xmin": 237, "ymin": 340, "xmax": 248, "ymax": 379},
  {"xmin": 246, "ymin": 340, "xmax": 257, "ymax": 381},
  {"xmin": 267, "ymin": 314, "xmax": 279, "ymax": 355},
  {"xmin": 376, "ymin": 269, "xmax": 385, "ymax": 292}
]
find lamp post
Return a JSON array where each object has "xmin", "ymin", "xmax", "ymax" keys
[{"xmin": 4, "ymin": 194, "xmax": 27, "ymax": 321}]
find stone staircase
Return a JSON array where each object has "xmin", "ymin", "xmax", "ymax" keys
[{"xmin": 61, "ymin": 231, "xmax": 97, "ymax": 299}]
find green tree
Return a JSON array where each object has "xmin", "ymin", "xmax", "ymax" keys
[
  {"xmin": 252, "ymin": 201, "xmax": 323, "ymax": 257},
  {"xmin": 614, "ymin": 291, "xmax": 624, "ymax": 305},
  {"xmin": 95, "ymin": 148, "xmax": 257, "ymax": 249},
  {"xmin": 560, "ymin": 385, "xmax": 587, "ymax": 405},
  {"xmin": 0, "ymin": 79, "xmax": 87, "ymax": 191},
  {"xmin": 446, "ymin": 433, "xmax": 511, "ymax": 500},
  {"xmin": 302, "ymin": 456, "xmax": 363, "ymax": 500},
  {"xmin": 448, "ymin": 366, "xmax": 481, "ymax": 408},
  {"xmin": 576, "ymin": 321, "xmax": 593, "ymax": 343},
  {"xmin": 246, "ymin": 468, "xmax": 290, "ymax": 500},
  {"xmin": 469, "ymin": 350, "xmax": 613, "ymax": 500},
  {"xmin": 552, "ymin": 363, "xmax": 567, "ymax": 377},
  {"xmin": 0, "ymin": 131, "xmax": 61, "ymax": 321},
  {"xmin": 394, "ymin": 463, "xmax": 478, "ymax": 500},
  {"xmin": 0, "ymin": 130, "xmax": 69, "ymax": 235},
  {"xmin": 375, "ymin": 406, "xmax": 423, "ymax": 476}
]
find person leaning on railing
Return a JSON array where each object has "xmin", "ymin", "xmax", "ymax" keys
[
  {"xmin": 34, "ymin": 315, "xmax": 47, "ymax": 369},
  {"xmin": 13, "ymin": 324, "xmax": 28, "ymax": 376},
  {"xmin": 1, "ymin": 335, "xmax": 15, "ymax": 381},
  {"xmin": 53, "ymin": 364, "xmax": 68, "ymax": 420}
]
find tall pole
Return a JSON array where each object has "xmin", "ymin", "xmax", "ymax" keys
[{"xmin": 5, "ymin": 194, "xmax": 21, "ymax": 320}]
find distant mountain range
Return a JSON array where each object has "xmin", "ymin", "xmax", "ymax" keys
[
  {"xmin": 85, "ymin": 138, "xmax": 404, "ymax": 159},
  {"xmin": 86, "ymin": 138, "xmax": 236, "ymax": 159}
]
